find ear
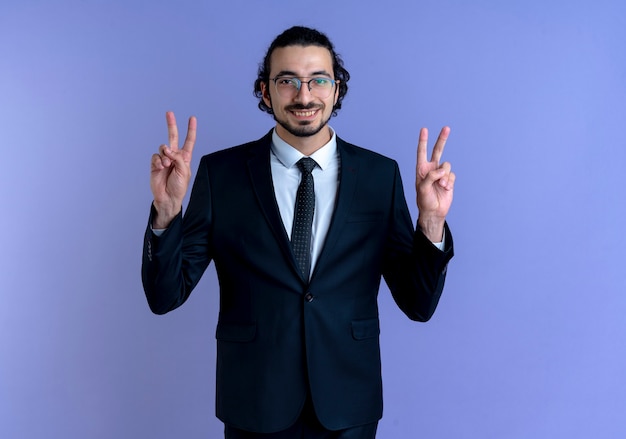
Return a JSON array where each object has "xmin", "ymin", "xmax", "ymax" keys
[{"xmin": 261, "ymin": 81, "xmax": 272, "ymax": 109}]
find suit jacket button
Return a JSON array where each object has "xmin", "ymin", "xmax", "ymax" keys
[{"xmin": 304, "ymin": 292, "xmax": 314, "ymax": 302}]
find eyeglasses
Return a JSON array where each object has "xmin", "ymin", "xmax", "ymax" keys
[{"xmin": 270, "ymin": 76, "xmax": 337, "ymax": 99}]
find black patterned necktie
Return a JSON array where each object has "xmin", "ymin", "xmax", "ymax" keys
[{"xmin": 291, "ymin": 157, "xmax": 316, "ymax": 280}]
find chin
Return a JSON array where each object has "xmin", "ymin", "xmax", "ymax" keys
[
  {"xmin": 292, "ymin": 124, "xmax": 325, "ymax": 138},
  {"xmin": 277, "ymin": 117, "xmax": 330, "ymax": 139}
]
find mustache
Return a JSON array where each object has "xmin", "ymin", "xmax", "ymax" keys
[{"xmin": 285, "ymin": 103, "xmax": 323, "ymax": 111}]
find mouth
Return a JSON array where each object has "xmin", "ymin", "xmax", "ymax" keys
[
  {"xmin": 287, "ymin": 105, "xmax": 322, "ymax": 120},
  {"xmin": 291, "ymin": 109, "xmax": 318, "ymax": 118}
]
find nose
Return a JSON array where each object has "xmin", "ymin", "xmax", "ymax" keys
[{"xmin": 294, "ymin": 82, "xmax": 314, "ymax": 104}]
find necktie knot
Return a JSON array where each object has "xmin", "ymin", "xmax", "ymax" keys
[{"xmin": 297, "ymin": 157, "xmax": 317, "ymax": 175}]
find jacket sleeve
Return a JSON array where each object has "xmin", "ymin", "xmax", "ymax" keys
[
  {"xmin": 382, "ymin": 163, "xmax": 454, "ymax": 322},
  {"xmin": 141, "ymin": 156, "xmax": 214, "ymax": 315}
]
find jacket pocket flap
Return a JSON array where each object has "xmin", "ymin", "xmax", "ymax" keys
[
  {"xmin": 351, "ymin": 318, "xmax": 380, "ymax": 340},
  {"xmin": 216, "ymin": 322, "xmax": 257, "ymax": 342}
]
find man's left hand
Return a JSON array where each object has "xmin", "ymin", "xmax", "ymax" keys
[{"xmin": 415, "ymin": 126, "xmax": 455, "ymax": 242}]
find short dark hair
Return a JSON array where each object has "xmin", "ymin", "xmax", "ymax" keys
[{"xmin": 253, "ymin": 26, "xmax": 350, "ymax": 117}]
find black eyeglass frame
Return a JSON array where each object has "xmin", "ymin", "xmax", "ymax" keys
[{"xmin": 270, "ymin": 76, "xmax": 338, "ymax": 97}]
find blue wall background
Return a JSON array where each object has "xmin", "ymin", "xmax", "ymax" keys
[{"xmin": 2, "ymin": 0, "xmax": 625, "ymax": 437}]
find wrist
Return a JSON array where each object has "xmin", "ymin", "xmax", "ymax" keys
[
  {"xmin": 417, "ymin": 215, "xmax": 445, "ymax": 243},
  {"xmin": 152, "ymin": 201, "xmax": 181, "ymax": 229}
]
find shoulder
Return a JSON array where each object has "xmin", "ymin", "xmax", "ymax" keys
[
  {"xmin": 337, "ymin": 136, "xmax": 399, "ymax": 172},
  {"xmin": 199, "ymin": 130, "xmax": 273, "ymax": 165}
]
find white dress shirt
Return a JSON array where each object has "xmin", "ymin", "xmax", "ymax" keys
[{"xmin": 270, "ymin": 128, "xmax": 339, "ymax": 275}]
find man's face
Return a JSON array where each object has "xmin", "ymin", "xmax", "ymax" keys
[{"xmin": 261, "ymin": 45, "xmax": 339, "ymax": 141}]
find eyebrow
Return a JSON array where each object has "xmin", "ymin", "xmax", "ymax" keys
[{"xmin": 273, "ymin": 70, "xmax": 333, "ymax": 78}]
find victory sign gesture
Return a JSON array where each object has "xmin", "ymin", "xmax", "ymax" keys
[
  {"xmin": 415, "ymin": 126, "xmax": 455, "ymax": 242},
  {"xmin": 150, "ymin": 111, "xmax": 197, "ymax": 229}
]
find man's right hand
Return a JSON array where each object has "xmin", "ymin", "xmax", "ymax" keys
[{"xmin": 150, "ymin": 111, "xmax": 197, "ymax": 229}]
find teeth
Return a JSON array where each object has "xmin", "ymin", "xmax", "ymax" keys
[{"xmin": 293, "ymin": 110, "xmax": 316, "ymax": 117}]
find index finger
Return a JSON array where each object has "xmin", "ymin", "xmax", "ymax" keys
[
  {"xmin": 166, "ymin": 111, "xmax": 179, "ymax": 150},
  {"xmin": 181, "ymin": 116, "xmax": 197, "ymax": 155},
  {"xmin": 417, "ymin": 127, "xmax": 429, "ymax": 166},
  {"xmin": 431, "ymin": 126, "xmax": 451, "ymax": 164}
]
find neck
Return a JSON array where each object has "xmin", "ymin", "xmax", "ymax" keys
[{"xmin": 274, "ymin": 125, "xmax": 332, "ymax": 156}]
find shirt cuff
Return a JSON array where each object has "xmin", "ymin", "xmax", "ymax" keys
[
  {"xmin": 152, "ymin": 228, "xmax": 166, "ymax": 237},
  {"xmin": 432, "ymin": 231, "xmax": 445, "ymax": 251}
]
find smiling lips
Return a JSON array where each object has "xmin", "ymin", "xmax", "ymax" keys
[
  {"xmin": 287, "ymin": 104, "xmax": 323, "ymax": 119},
  {"xmin": 292, "ymin": 110, "xmax": 318, "ymax": 118}
]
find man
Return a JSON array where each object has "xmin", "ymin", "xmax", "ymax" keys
[{"xmin": 142, "ymin": 26, "xmax": 455, "ymax": 438}]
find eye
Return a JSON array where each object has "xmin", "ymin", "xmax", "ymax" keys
[
  {"xmin": 312, "ymin": 78, "xmax": 331, "ymax": 87},
  {"xmin": 276, "ymin": 78, "xmax": 298, "ymax": 87}
]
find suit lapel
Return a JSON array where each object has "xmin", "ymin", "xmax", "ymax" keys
[
  {"xmin": 246, "ymin": 132, "xmax": 301, "ymax": 277},
  {"xmin": 311, "ymin": 138, "xmax": 359, "ymax": 279}
]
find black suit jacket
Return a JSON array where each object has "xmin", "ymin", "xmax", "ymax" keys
[{"xmin": 142, "ymin": 131, "xmax": 453, "ymax": 433}]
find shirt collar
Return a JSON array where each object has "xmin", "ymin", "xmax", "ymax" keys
[{"xmin": 270, "ymin": 127, "xmax": 337, "ymax": 170}]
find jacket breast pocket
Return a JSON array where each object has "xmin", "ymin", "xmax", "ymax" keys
[
  {"xmin": 351, "ymin": 318, "xmax": 380, "ymax": 340},
  {"xmin": 346, "ymin": 212, "xmax": 384, "ymax": 223},
  {"xmin": 215, "ymin": 322, "xmax": 257, "ymax": 343}
]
